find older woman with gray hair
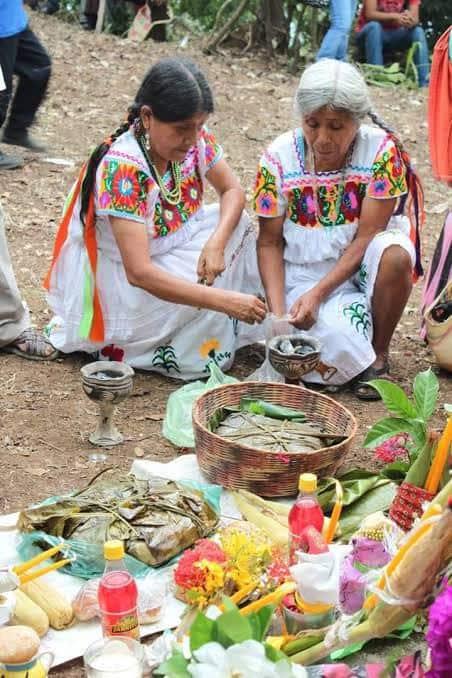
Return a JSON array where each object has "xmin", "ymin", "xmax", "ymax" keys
[{"xmin": 253, "ymin": 59, "xmax": 423, "ymax": 399}]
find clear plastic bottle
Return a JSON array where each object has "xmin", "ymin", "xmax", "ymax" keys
[
  {"xmin": 288, "ymin": 473, "xmax": 324, "ymax": 564},
  {"xmin": 98, "ymin": 540, "xmax": 140, "ymax": 640}
]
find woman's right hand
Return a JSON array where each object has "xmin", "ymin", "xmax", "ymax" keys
[{"xmin": 224, "ymin": 292, "xmax": 267, "ymax": 324}]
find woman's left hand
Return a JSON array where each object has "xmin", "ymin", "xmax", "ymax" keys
[
  {"xmin": 288, "ymin": 289, "xmax": 322, "ymax": 330},
  {"xmin": 197, "ymin": 241, "xmax": 226, "ymax": 285}
]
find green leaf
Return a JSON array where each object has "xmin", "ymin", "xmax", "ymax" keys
[
  {"xmin": 221, "ymin": 596, "xmax": 238, "ymax": 613},
  {"xmin": 405, "ymin": 440, "xmax": 433, "ymax": 487},
  {"xmin": 248, "ymin": 613, "xmax": 262, "ymax": 641},
  {"xmin": 379, "ymin": 461, "xmax": 410, "ymax": 482},
  {"xmin": 256, "ymin": 605, "xmax": 275, "ymax": 641},
  {"xmin": 155, "ymin": 650, "xmax": 190, "ymax": 678},
  {"xmin": 216, "ymin": 609, "xmax": 252, "ymax": 647},
  {"xmin": 264, "ymin": 643, "xmax": 288, "ymax": 662},
  {"xmin": 367, "ymin": 379, "xmax": 418, "ymax": 419},
  {"xmin": 189, "ymin": 612, "xmax": 216, "ymax": 653},
  {"xmin": 339, "ymin": 482, "xmax": 397, "ymax": 539},
  {"xmin": 413, "ymin": 369, "xmax": 439, "ymax": 421},
  {"xmin": 364, "ymin": 417, "xmax": 415, "ymax": 448}
]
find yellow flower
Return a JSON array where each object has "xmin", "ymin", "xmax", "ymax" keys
[
  {"xmin": 199, "ymin": 338, "xmax": 220, "ymax": 359},
  {"xmin": 197, "ymin": 559, "xmax": 225, "ymax": 595},
  {"xmin": 220, "ymin": 529, "xmax": 271, "ymax": 590}
]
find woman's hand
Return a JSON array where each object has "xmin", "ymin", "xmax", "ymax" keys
[
  {"xmin": 288, "ymin": 289, "xmax": 322, "ymax": 330},
  {"xmin": 225, "ymin": 292, "xmax": 267, "ymax": 325},
  {"xmin": 197, "ymin": 241, "xmax": 226, "ymax": 285}
]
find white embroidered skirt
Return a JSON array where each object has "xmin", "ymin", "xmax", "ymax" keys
[
  {"xmin": 284, "ymin": 226, "xmax": 415, "ymax": 385},
  {"xmin": 47, "ymin": 204, "xmax": 263, "ymax": 380}
]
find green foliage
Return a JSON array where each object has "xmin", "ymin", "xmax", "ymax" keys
[
  {"xmin": 155, "ymin": 600, "xmax": 279, "ymax": 675},
  {"xmin": 421, "ymin": 0, "xmax": 452, "ymax": 48},
  {"xmin": 364, "ymin": 369, "xmax": 440, "ymax": 460}
]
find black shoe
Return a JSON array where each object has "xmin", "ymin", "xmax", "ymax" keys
[
  {"xmin": 2, "ymin": 130, "xmax": 47, "ymax": 153},
  {"xmin": 0, "ymin": 150, "xmax": 24, "ymax": 170},
  {"xmin": 41, "ymin": 1, "xmax": 59, "ymax": 14}
]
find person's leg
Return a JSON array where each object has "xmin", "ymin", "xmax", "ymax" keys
[
  {"xmin": 410, "ymin": 25, "xmax": 430, "ymax": 87},
  {"xmin": 382, "ymin": 26, "xmax": 429, "ymax": 85},
  {"xmin": 357, "ymin": 21, "xmax": 384, "ymax": 65},
  {"xmin": 317, "ymin": 0, "xmax": 357, "ymax": 61},
  {"xmin": 2, "ymin": 28, "xmax": 51, "ymax": 148},
  {"xmin": 371, "ymin": 245, "xmax": 413, "ymax": 369},
  {"xmin": 0, "ymin": 35, "xmax": 23, "ymax": 168},
  {"xmin": 0, "ymin": 203, "xmax": 30, "ymax": 347}
]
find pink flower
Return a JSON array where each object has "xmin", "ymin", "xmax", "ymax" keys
[
  {"xmin": 426, "ymin": 584, "xmax": 452, "ymax": 677},
  {"xmin": 374, "ymin": 434, "xmax": 409, "ymax": 464}
]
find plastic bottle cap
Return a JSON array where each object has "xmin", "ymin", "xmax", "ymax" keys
[
  {"xmin": 298, "ymin": 473, "xmax": 317, "ymax": 492},
  {"xmin": 104, "ymin": 540, "xmax": 125, "ymax": 560}
]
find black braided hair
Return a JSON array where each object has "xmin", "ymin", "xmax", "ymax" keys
[
  {"xmin": 367, "ymin": 110, "xmax": 424, "ymax": 276},
  {"xmin": 79, "ymin": 57, "xmax": 214, "ymax": 226}
]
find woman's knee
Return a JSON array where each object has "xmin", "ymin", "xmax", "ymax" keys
[
  {"xmin": 378, "ymin": 245, "xmax": 413, "ymax": 281},
  {"xmin": 365, "ymin": 21, "xmax": 383, "ymax": 37}
]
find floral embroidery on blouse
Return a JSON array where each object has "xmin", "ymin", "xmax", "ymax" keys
[
  {"xmin": 253, "ymin": 129, "xmax": 408, "ymax": 229},
  {"xmin": 253, "ymin": 165, "xmax": 280, "ymax": 217},
  {"xmin": 98, "ymin": 159, "xmax": 149, "ymax": 222},
  {"xmin": 152, "ymin": 128, "xmax": 222, "ymax": 238},
  {"xmin": 367, "ymin": 138, "xmax": 408, "ymax": 198},
  {"xmin": 153, "ymin": 167, "xmax": 204, "ymax": 238}
]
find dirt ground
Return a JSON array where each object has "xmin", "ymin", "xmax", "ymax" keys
[{"xmin": 0, "ymin": 13, "xmax": 450, "ymax": 676}]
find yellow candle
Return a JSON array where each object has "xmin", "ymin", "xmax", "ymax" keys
[
  {"xmin": 425, "ymin": 416, "xmax": 452, "ymax": 494},
  {"xmin": 13, "ymin": 543, "xmax": 66, "ymax": 576},
  {"xmin": 19, "ymin": 558, "xmax": 71, "ymax": 584},
  {"xmin": 240, "ymin": 582, "xmax": 296, "ymax": 616}
]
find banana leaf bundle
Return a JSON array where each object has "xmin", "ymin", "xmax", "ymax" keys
[
  {"xmin": 211, "ymin": 398, "xmax": 346, "ymax": 453},
  {"xmin": 17, "ymin": 469, "xmax": 219, "ymax": 567}
]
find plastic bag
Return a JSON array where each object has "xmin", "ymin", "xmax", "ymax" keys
[
  {"xmin": 17, "ymin": 531, "xmax": 150, "ymax": 581},
  {"xmin": 72, "ymin": 572, "xmax": 167, "ymax": 625},
  {"xmin": 162, "ymin": 362, "xmax": 238, "ymax": 448},
  {"xmin": 246, "ymin": 314, "xmax": 294, "ymax": 383}
]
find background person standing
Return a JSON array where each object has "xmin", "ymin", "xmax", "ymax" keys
[
  {"xmin": 0, "ymin": 0, "xmax": 51, "ymax": 169},
  {"xmin": 317, "ymin": 0, "xmax": 358, "ymax": 62}
]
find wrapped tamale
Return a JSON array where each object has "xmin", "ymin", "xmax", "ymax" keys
[{"xmin": 17, "ymin": 470, "xmax": 219, "ymax": 567}]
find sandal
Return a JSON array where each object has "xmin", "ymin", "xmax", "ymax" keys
[
  {"xmin": 351, "ymin": 362, "xmax": 390, "ymax": 401},
  {"xmin": 1, "ymin": 328, "xmax": 59, "ymax": 361}
]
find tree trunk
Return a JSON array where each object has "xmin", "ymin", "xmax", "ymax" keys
[
  {"xmin": 261, "ymin": 0, "xmax": 288, "ymax": 54},
  {"xmin": 149, "ymin": 1, "xmax": 168, "ymax": 42},
  {"xmin": 204, "ymin": 0, "xmax": 250, "ymax": 53}
]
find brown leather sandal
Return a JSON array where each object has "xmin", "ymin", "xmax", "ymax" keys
[{"xmin": 2, "ymin": 328, "xmax": 59, "ymax": 361}]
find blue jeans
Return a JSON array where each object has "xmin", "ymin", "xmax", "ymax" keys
[
  {"xmin": 357, "ymin": 22, "xmax": 430, "ymax": 86},
  {"xmin": 317, "ymin": 0, "xmax": 358, "ymax": 61}
]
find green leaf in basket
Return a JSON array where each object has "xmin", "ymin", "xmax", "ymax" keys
[
  {"xmin": 216, "ymin": 609, "xmax": 253, "ymax": 647},
  {"xmin": 405, "ymin": 439, "xmax": 433, "ymax": 487},
  {"xmin": 413, "ymin": 369, "xmax": 439, "ymax": 421},
  {"xmin": 239, "ymin": 398, "xmax": 306, "ymax": 421}
]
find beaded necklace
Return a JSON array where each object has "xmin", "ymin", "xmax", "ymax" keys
[
  {"xmin": 304, "ymin": 139, "xmax": 355, "ymax": 225},
  {"xmin": 137, "ymin": 135, "xmax": 182, "ymax": 206}
]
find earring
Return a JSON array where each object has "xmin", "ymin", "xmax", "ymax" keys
[{"xmin": 145, "ymin": 131, "xmax": 151, "ymax": 151}]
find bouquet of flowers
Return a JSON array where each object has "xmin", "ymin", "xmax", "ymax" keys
[{"xmin": 173, "ymin": 524, "xmax": 286, "ymax": 608}]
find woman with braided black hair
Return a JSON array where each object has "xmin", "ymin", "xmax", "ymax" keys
[
  {"xmin": 254, "ymin": 59, "xmax": 424, "ymax": 400},
  {"xmin": 44, "ymin": 57, "xmax": 266, "ymax": 379}
]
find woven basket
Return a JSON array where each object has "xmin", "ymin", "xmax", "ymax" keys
[
  {"xmin": 193, "ymin": 382, "xmax": 357, "ymax": 497},
  {"xmin": 268, "ymin": 334, "xmax": 321, "ymax": 381}
]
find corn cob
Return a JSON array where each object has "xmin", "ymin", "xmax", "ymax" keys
[
  {"xmin": 12, "ymin": 590, "xmax": 49, "ymax": 637},
  {"xmin": 19, "ymin": 580, "xmax": 74, "ymax": 630},
  {"xmin": 231, "ymin": 492, "xmax": 288, "ymax": 546}
]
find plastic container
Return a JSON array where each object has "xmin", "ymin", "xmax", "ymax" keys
[
  {"xmin": 288, "ymin": 473, "xmax": 324, "ymax": 564},
  {"xmin": 98, "ymin": 540, "xmax": 140, "ymax": 641}
]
